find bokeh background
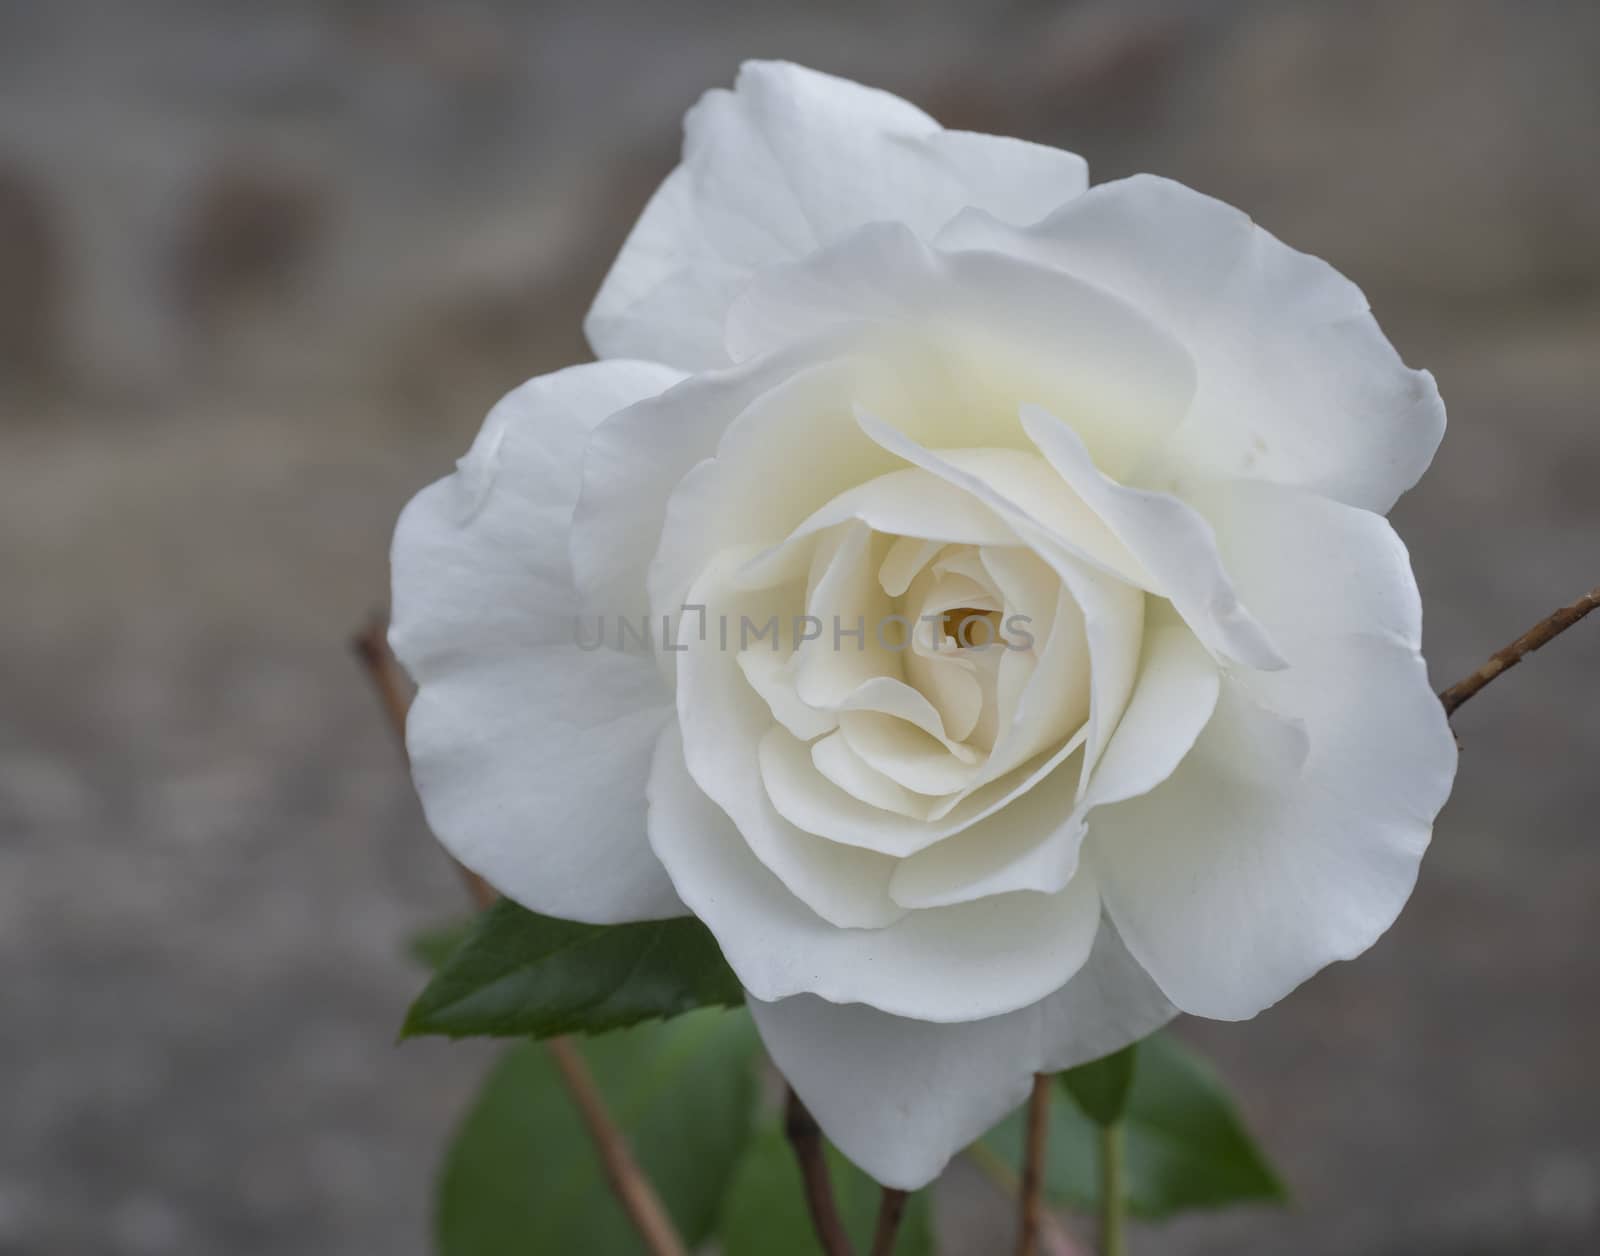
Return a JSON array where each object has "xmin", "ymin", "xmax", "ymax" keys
[{"xmin": 3, "ymin": 1, "xmax": 1597, "ymax": 1252}]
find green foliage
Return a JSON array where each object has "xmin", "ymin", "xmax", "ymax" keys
[
  {"xmin": 416, "ymin": 908, "xmax": 1281, "ymax": 1251},
  {"xmin": 407, "ymin": 918, "xmax": 474, "ymax": 971},
  {"xmin": 436, "ymin": 1009, "xmax": 760, "ymax": 1256},
  {"xmin": 720, "ymin": 1125, "xmax": 936, "ymax": 1256},
  {"xmin": 981, "ymin": 1032, "xmax": 1287, "ymax": 1219},
  {"xmin": 403, "ymin": 899, "xmax": 743, "ymax": 1040},
  {"xmin": 1058, "ymin": 1044, "xmax": 1137, "ymax": 1127}
]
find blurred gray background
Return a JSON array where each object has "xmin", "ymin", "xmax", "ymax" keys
[{"xmin": 2, "ymin": 0, "xmax": 1597, "ymax": 1252}]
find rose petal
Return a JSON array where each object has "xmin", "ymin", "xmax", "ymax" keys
[
  {"xmin": 645, "ymin": 351, "xmax": 923, "ymax": 627},
  {"xmin": 857, "ymin": 406, "xmax": 1140, "ymax": 592},
  {"xmin": 1185, "ymin": 477, "xmax": 1424, "ymax": 649},
  {"xmin": 570, "ymin": 345, "xmax": 828, "ymax": 638},
  {"xmin": 899, "ymin": 561, "xmax": 995, "ymax": 744},
  {"xmin": 586, "ymin": 61, "xmax": 1088, "ymax": 369},
  {"xmin": 730, "ymin": 223, "xmax": 1196, "ymax": 479},
  {"xmin": 675, "ymin": 553, "xmax": 903, "ymax": 929},
  {"xmin": 837, "ymin": 711, "xmax": 980, "ymax": 797},
  {"xmin": 808, "ymin": 729, "xmax": 938, "ymax": 821},
  {"xmin": 939, "ymin": 175, "xmax": 1445, "ymax": 513},
  {"xmin": 1019, "ymin": 405, "xmax": 1285, "ymax": 670},
  {"xmin": 747, "ymin": 919, "xmax": 1174, "ymax": 1189},
  {"xmin": 390, "ymin": 361, "xmax": 687, "ymax": 922},
  {"xmin": 879, "ymin": 535, "xmax": 945, "ymax": 596},
  {"xmin": 977, "ymin": 555, "xmax": 1090, "ymax": 781},
  {"xmin": 890, "ymin": 615, "xmax": 1217, "ymax": 909},
  {"xmin": 834, "ymin": 676, "xmax": 980, "ymax": 761},
  {"xmin": 1078, "ymin": 614, "xmax": 1222, "ymax": 812},
  {"xmin": 625, "ymin": 329, "xmax": 1017, "ymax": 635},
  {"xmin": 1089, "ymin": 632, "xmax": 1455, "ymax": 1020},
  {"xmin": 886, "ymin": 728, "xmax": 1087, "ymax": 910},
  {"xmin": 649, "ymin": 725, "xmax": 1104, "ymax": 1021},
  {"xmin": 736, "ymin": 646, "xmax": 838, "ymax": 742},
  {"xmin": 763, "ymin": 718, "xmax": 1084, "ymax": 861},
  {"xmin": 855, "ymin": 412, "xmax": 1150, "ymax": 792},
  {"xmin": 791, "ymin": 524, "xmax": 900, "ymax": 709},
  {"xmin": 734, "ymin": 464, "xmax": 1021, "ymax": 594}
]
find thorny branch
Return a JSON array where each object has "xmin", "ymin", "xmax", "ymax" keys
[
  {"xmin": 1439, "ymin": 586, "xmax": 1599, "ymax": 716},
  {"xmin": 870, "ymin": 1188, "xmax": 909, "ymax": 1256},
  {"xmin": 545, "ymin": 1037, "xmax": 689, "ymax": 1256},
  {"xmin": 785, "ymin": 1086, "xmax": 857, "ymax": 1256},
  {"xmin": 966, "ymin": 1141, "xmax": 1087, "ymax": 1256},
  {"xmin": 1017, "ymin": 1073, "xmax": 1053, "ymax": 1256},
  {"xmin": 353, "ymin": 617, "xmax": 688, "ymax": 1256},
  {"xmin": 352, "ymin": 622, "xmax": 496, "ymax": 908}
]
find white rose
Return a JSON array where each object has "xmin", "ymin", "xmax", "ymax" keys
[{"xmin": 391, "ymin": 62, "xmax": 1457, "ymax": 1188}]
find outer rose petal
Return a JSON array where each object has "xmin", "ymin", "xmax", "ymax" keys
[
  {"xmin": 939, "ymin": 175, "xmax": 1446, "ymax": 513},
  {"xmin": 586, "ymin": 60, "xmax": 1088, "ymax": 369},
  {"xmin": 1186, "ymin": 477, "xmax": 1424, "ymax": 649},
  {"xmin": 1090, "ymin": 633, "xmax": 1454, "ymax": 1021},
  {"xmin": 648, "ymin": 726, "xmax": 1104, "ymax": 1022},
  {"xmin": 1081, "ymin": 475, "xmax": 1447, "ymax": 1017},
  {"xmin": 730, "ymin": 223, "xmax": 1197, "ymax": 481},
  {"xmin": 570, "ymin": 336, "xmax": 878, "ymax": 635},
  {"xmin": 391, "ymin": 361, "xmax": 688, "ymax": 923},
  {"xmin": 748, "ymin": 922, "xmax": 1174, "ymax": 1189},
  {"xmin": 1085, "ymin": 470, "xmax": 1453, "ymax": 1019}
]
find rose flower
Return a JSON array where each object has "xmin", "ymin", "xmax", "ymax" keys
[{"xmin": 391, "ymin": 62, "xmax": 1456, "ymax": 1187}]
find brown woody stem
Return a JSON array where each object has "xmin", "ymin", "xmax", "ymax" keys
[
  {"xmin": 353, "ymin": 616, "xmax": 687, "ymax": 1256},
  {"xmin": 785, "ymin": 1086, "xmax": 856, "ymax": 1256},
  {"xmin": 1017, "ymin": 1073, "xmax": 1053, "ymax": 1256},
  {"xmin": 1439, "ymin": 586, "xmax": 1599, "ymax": 716},
  {"xmin": 546, "ymin": 1037, "xmax": 689, "ymax": 1256},
  {"xmin": 870, "ymin": 1188, "xmax": 909, "ymax": 1256},
  {"xmin": 967, "ymin": 1142, "xmax": 1086, "ymax": 1256}
]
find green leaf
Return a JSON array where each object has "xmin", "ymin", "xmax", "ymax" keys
[
  {"xmin": 403, "ymin": 898, "xmax": 743, "ymax": 1040},
  {"xmin": 1058, "ymin": 1044, "xmax": 1137, "ymax": 1126},
  {"xmin": 979, "ymin": 1032, "xmax": 1287, "ymax": 1219},
  {"xmin": 407, "ymin": 918, "xmax": 475, "ymax": 971},
  {"xmin": 720, "ymin": 1125, "xmax": 936, "ymax": 1256},
  {"xmin": 437, "ymin": 1008, "xmax": 759, "ymax": 1256}
]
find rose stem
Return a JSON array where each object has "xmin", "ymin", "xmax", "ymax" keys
[
  {"xmin": 967, "ymin": 1142, "xmax": 1087, "ymax": 1256},
  {"xmin": 353, "ymin": 617, "xmax": 689, "ymax": 1256},
  {"xmin": 784, "ymin": 1086, "xmax": 857, "ymax": 1256},
  {"xmin": 1439, "ymin": 585, "xmax": 1599, "ymax": 715},
  {"xmin": 1098, "ymin": 1123, "xmax": 1126, "ymax": 1256},
  {"xmin": 545, "ymin": 1037, "xmax": 689, "ymax": 1256},
  {"xmin": 1017, "ymin": 1073, "xmax": 1052, "ymax": 1256},
  {"xmin": 352, "ymin": 620, "xmax": 495, "ymax": 905},
  {"xmin": 870, "ymin": 1188, "xmax": 909, "ymax": 1256}
]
